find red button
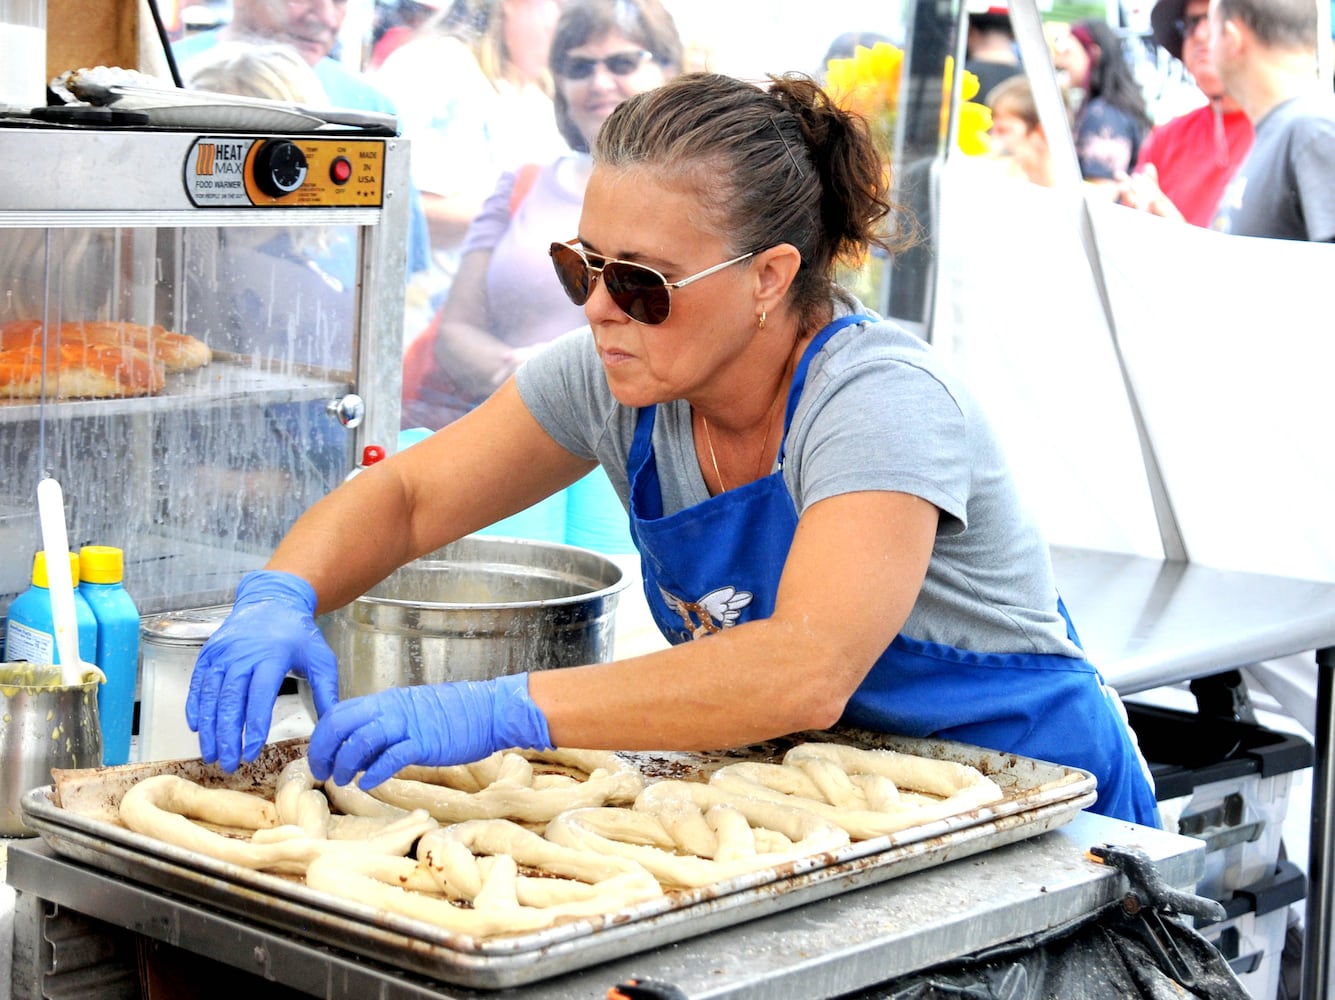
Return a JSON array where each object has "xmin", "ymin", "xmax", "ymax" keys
[{"xmin": 330, "ymin": 156, "xmax": 353, "ymax": 184}]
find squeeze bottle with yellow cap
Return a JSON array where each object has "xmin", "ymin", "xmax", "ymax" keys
[
  {"xmin": 3, "ymin": 551, "xmax": 97, "ymax": 667},
  {"xmin": 79, "ymin": 545, "xmax": 140, "ymax": 765}
]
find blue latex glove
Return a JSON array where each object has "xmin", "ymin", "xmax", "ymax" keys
[
  {"xmin": 307, "ymin": 672, "xmax": 552, "ymax": 790},
  {"xmin": 186, "ymin": 570, "xmax": 339, "ymax": 771}
]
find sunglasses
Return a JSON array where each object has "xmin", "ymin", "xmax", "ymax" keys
[
  {"xmin": 559, "ymin": 50, "xmax": 654, "ymax": 80},
  {"xmin": 549, "ymin": 240, "xmax": 756, "ymax": 325}
]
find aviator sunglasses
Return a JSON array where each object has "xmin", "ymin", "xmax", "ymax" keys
[
  {"xmin": 549, "ymin": 240, "xmax": 756, "ymax": 325},
  {"xmin": 558, "ymin": 50, "xmax": 654, "ymax": 80}
]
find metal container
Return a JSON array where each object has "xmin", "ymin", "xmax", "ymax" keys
[
  {"xmin": 0, "ymin": 494, "xmax": 37, "ymax": 608},
  {"xmin": 0, "ymin": 663, "xmax": 100, "ymax": 836},
  {"xmin": 318, "ymin": 535, "xmax": 628, "ymax": 699},
  {"xmin": 138, "ymin": 606, "xmax": 229, "ymax": 762}
]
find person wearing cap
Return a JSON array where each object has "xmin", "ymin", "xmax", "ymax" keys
[
  {"xmin": 965, "ymin": 2, "xmax": 1022, "ymax": 107},
  {"xmin": 1209, "ymin": 0, "xmax": 1335, "ymax": 241},
  {"xmin": 1117, "ymin": 0, "xmax": 1253, "ymax": 227}
]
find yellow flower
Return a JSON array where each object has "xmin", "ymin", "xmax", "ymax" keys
[
  {"xmin": 956, "ymin": 100, "xmax": 994, "ymax": 156},
  {"xmin": 946, "ymin": 56, "xmax": 994, "ymax": 156},
  {"xmin": 825, "ymin": 43, "xmax": 992, "ymax": 158},
  {"xmin": 825, "ymin": 42, "xmax": 903, "ymax": 124}
]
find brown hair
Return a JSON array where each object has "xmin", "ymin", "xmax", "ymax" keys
[
  {"xmin": 987, "ymin": 75, "xmax": 1041, "ymax": 131},
  {"xmin": 550, "ymin": 0, "xmax": 684, "ymax": 152},
  {"xmin": 1216, "ymin": 0, "xmax": 1318, "ymax": 50},
  {"xmin": 593, "ymin": 72, "xmax": 908, "ymax": 332},
  {"xmin": 427, "ymin": 0, "xmax": 552, "ymax": 94}
]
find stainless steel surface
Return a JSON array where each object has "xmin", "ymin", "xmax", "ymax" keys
[
  {"xmin": 0, "ymin": 664, "xmax": 100, "ymax": 836},
  {"xmin": 5, "ymin": 811, "xmax": 1206, "ymax": 998},
  {"xmin": 1051, "ymin": 546, "xmax": 1335, "ymax": 694},
  {"xmin": 1052, "ymin": 545, "xmax": 1335, "ymax": 1000},
  {"xmin": 21, "ymin": 732, "xmax": 1094, "ymax": 989},
  {"xmin": 319, "ymin": 535, "xmax": 629, "ymax": 699}
]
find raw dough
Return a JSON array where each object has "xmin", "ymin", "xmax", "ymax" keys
[
  {"xmin": 120, "ymin": 772, "xmax": 436, "ymax": 875},
  {"xmin": 545, "ymin": 781, "xmax": 851, "ymax": 889},
  {"xmin": 367, "ymin": 747, "xmax": 645, "ymax": 823},
  {"xmin": 305, "ymin": 818, "xmax": 663, "ymax": 937},
  {"xmin": 707, "ymin": 742, "xmax": 1004, "ymax": 839}
]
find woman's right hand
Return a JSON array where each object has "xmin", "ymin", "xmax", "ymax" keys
[{"xmin": 186, "ymin": 570, "xmax": 339, "ymax": 771}]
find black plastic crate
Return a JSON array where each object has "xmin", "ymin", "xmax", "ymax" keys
[{"xmin": 1125, "ymin": 702, "xmax": 1312, "ymax": 901}]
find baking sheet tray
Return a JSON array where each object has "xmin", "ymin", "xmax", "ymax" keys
[{"xmin": 23, "ymin": 730, "xmax": 1097, "ymax": 990}]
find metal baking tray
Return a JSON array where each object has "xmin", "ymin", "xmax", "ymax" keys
[{"xmin": 22, "ymin": 730, "xmax": 1097, "ymax": 990}]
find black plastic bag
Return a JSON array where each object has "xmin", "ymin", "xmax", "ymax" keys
[{"xmin": 842, "ymin": 899, "xmax": 1250, "ymax": 1000}]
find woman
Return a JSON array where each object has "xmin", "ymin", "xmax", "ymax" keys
[
  {"xmin": 402, "ymin": 0, "xmax": 684, "ymax": 429},
  {"xmin": 187, "ymin": 73, "xmax": 1160, "ymax": 827},
  {"xmin": 1051, "ymin": 19, "xmax": 1152, "ymax": 188},
  {"xmin": 375, "ymin": 0, "xmax": 567, "ymax": 299}
]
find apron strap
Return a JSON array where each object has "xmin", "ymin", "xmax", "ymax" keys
[{"xmin": 779, "ymin": 313, "xmax": 872, "ymax": 462}]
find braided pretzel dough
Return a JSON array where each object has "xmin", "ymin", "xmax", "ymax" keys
[
  {"xmin": 707, "ymin": 742, "xmax": 1003, "ymax": 839},
  {"xmin": 544, "ymin": 780, "xmax": 850, "ymax": 889},
  {"xmin": 305, "ymin": 818, "xmax": 663, "ymax": 936},
  {"xmin": 366, "ymin": 748, "xmax": 645, "ymax": 823},
  {"xmin": 120, "ymin": 772, "xmax": 437, "ymax": 875},
  {"xmin": 276, "ymin": 757, "xmax": 430, "ymax": 840}
]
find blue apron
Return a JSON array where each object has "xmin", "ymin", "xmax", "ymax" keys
[{"xmin": 627, "ymin": 315, "xmax": 1160, "ymax": 827}]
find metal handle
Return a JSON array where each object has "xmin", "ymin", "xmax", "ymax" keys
[{"xmin": 326, "ymin": 394, "xmax": 365, "ymax": 429}]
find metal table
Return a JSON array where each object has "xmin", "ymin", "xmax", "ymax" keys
[
  {"xmin": 1051, "ymin": 545, "xmax": 1335, "ymax": 1000},
  {"xmin": 6, "ymin": 811, "xmax": 1202, "ymax": 999}
]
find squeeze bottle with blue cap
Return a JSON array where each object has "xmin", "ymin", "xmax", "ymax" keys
[
  {"xmin": 3, "ymin": 552, "xmax": 97, "ymax": 667},
  {"xmin": 79, "ymin": 545, "xmax": 140, "ymax": 766}
]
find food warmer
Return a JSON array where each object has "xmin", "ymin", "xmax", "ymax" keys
[{"xmin": 0, "ymin": 114, "xmax": 411, "ymax": 622}]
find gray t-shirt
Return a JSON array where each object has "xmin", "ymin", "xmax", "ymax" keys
[
  {"xmin": 1212, "ymin": 93, "xmax": 1335, "ymax": 242},
  {"xmin": 516, "ymin": 302, "xmax": 1082, "ymax": 659}
]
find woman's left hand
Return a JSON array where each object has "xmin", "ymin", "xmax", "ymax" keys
[{"xmin": 306, "ymin": 672, "xmax": 553, "ymax": 789}]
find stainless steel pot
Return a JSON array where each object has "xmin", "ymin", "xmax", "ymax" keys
[
  {"xmin": 317, "ymin": 535, "xmax": 629, "ymax": 700},
  {"xmin": 0, "ymin": 663, "xmax": 101, "ymax": 836}
]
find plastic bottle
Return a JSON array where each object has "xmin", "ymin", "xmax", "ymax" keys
[
  {"xmin": 344, "ymin": 444, "xmax": 386, "ymax": 482},
  {"xmin": 4, "ymin": 552, "xmax": 97, "ymax": 668},
  {"xmin": 78, "ymin": 545, "xmax": 140, "ymax": 766}
]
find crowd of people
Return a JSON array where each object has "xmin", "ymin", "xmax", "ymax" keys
[{"xmin": 977, "ymin": 0, "xmax": 1332, "ymax": 245}]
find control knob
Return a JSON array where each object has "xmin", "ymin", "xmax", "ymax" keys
[{"xmin": 252, "ymin": 139, "xmax": 308, "ymax": 198}]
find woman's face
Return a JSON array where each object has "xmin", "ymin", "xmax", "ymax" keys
[
  {"xmin": 575, "ymin": 167, "xmax": 758, "ymax": 408},
  {"xmin": 557, "ymin": 30, "xmax": 668, "ymax": 147},
  {"xmin": 1050, "ymin": 28, "xmax": 1092, "ymax": 89}
]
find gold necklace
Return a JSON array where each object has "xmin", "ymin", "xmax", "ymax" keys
[
  {"xmin": 701, "ymin": 414, "xmax": 728, "ymax": 493},
  {"xmin": 700, "ymin": 389, "xmax": 784, "ymax": 494}
]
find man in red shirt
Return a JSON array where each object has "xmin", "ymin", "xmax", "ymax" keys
[{"xmin": 1118, "ymin": 0, "xmax": 1254, "ymax": 226}]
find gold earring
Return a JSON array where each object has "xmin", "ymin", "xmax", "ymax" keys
[{"xmin": 758, "ymin": 309, "xmax": 767, "ymax": 330}]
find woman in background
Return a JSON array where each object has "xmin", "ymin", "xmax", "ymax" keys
[
  {"xmin": 402, "ymin": 0, "xmax": 684, "ymax": 429},
  {"xmin": 1051, "ymin": 19, "xmax": 1151, "ymax": 190},
  {"xmin": 375, "ymin": 0, "xmax": 568, "ymax": 306}
]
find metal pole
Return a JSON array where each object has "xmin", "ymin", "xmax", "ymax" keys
[{"xmin": 1303, "ymin": 646, "xmax": 1335, "ymax": 999}]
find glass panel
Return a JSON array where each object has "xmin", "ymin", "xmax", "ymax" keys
[{"xmin": 0, "ymin": 222, "xmax": 360, "ymax": 620}]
